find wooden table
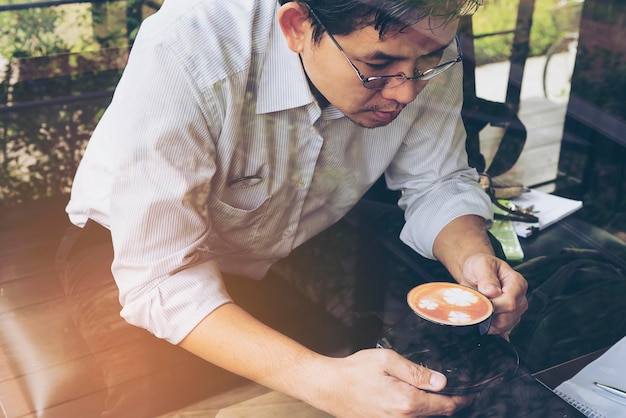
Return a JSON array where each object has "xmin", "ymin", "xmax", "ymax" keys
[{"xmin": 157, "ymin": 382, "xmax": 331, "ymax": 417}]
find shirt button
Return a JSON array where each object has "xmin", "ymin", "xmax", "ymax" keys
[
  {"xmin": 282, "ymin": 229, "xmax": 292, "ymax": 238},
  {"xmin": 296, "ymin": 180, "xmax": 305, "ymax": 189}
]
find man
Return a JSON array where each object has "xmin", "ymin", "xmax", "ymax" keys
[{"xmin": 60, "ymin": 0, "xmax": 528, "ymax": 416}]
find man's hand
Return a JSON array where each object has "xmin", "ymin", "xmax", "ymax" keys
[
  {"xmin": 457, "ymin": 253, "xmax": 528, "ymax": 335},
  {"xmin": 181, "ymin": 304, "xmax": 474, "ymax": 418},
  {"xmin": 432, "ymin": 215, "xmax": 528, "ymax": 336},
  {"xmin": 309, "ymin": 348, "xmax": 474, "ymax": 418}
]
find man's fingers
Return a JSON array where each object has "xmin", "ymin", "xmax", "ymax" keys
[
  {"xmin": 365, "ymin": 349, "xmax": 477, "ymax": 417},
  {"xmin": 384, "ymin": 350, "xmax": 447, "ymax": 392}
]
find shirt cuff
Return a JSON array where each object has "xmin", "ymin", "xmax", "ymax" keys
[
  {"xmin": 399, "ymin": 183, "xmax": 493, "ymax": 260},
  {"xmin": 117, "ymin": 260, "xmax": 232, "ymax": 344}
]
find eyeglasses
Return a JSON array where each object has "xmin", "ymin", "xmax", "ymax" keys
[{"xmin": 305, "ymin": 5, "xmax": 463, "ymax": 90}]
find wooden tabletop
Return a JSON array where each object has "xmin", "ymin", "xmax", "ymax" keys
[{"xmin": 157, "ymin": 382, "xmax": 331, "ymax": 418}]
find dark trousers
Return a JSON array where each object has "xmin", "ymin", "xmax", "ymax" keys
[{"xmin": 55, "ymin": 199, "xmax": 504, "ymax": 417}]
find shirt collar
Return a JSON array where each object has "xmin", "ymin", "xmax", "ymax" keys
[{"xmin": 256, "ymin": 14, "xmax": 316, "ymax": 115}]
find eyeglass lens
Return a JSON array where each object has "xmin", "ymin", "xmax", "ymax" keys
[{"xmin": 362, "ymin": 41, "xmax": 462, "ymax": 90}]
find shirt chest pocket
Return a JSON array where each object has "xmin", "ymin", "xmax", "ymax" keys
[{"xmin": 204, "ymin": 191, "xmax": 272, "ymax": 254}]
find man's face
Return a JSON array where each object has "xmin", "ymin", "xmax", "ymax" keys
[{"xmin": 284, "ymin": 8, "xmax": 459, "ymax": 128}]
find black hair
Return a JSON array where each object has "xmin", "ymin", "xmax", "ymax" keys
[{"xmin": 279, "ymin": 0, "xmax": 482, "ymax": 43}]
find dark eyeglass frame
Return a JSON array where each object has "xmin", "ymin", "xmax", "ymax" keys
[{"xmin": 305, "ymin": 4, "xmax": 463, "ymax": 90}]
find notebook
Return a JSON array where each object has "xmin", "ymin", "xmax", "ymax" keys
[
  {"xmin": 506, "ymin": 189, "xmax": 583, "ymax": 238},
  {"xmin": 553, "ymin": 336, "xmax": 626, "ymax": 418}
]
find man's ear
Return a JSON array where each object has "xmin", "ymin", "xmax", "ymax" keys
[{"xmin": 277, "ymin": 2, "xmax": 311, "ymax": 53}]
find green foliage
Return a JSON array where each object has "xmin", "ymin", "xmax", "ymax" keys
[
  {"xmin": 529, "ymin": 0, "xmax": 561, "ymax": 56},
  {"xmin": 0, "ymin": 0, "xmax": 163, "ymax": 204},
  {"xmin": 1, "ymin": 6, "xmax": 69, "ymax": 58},
  {"xmin": 472, "ymin": 0, "xmax": 582, "ymax": 64},
  {"xmin": 0, "ymin": 3, "xmax": 126, "ymax": 204},
  {"xmin": 0, "ymin": 70, "xmax": 122, "ymax": 204},
  {"xmin": 472, "ymin": 0, "xmax": 518, "ymax": 64}
]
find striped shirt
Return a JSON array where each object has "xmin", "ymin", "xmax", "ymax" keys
[{"xmin": 67, "ymin": 0, "xmax": 492, "ymax": 344}]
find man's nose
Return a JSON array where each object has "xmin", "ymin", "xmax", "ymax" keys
[{"xmin": 380, "ymin": 79, "xmax": 427, "ymax": 104}]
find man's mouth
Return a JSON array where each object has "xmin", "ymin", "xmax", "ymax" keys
[{"xmin": 369, "ymin": 109, "xmax": 402, "ymax": 124}]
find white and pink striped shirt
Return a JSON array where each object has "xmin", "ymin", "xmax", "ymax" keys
[{"xmin": 67, "ymin": 0, "xmax": 492, "ymax": 344}]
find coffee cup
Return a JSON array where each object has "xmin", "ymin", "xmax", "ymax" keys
[
  {"xmin": 376, "ymin": 283, "xmax": 513, "ymax": 395},
  {"xmin": 407, "ymin": 282, "xmax": 493, "ymax": 336}
]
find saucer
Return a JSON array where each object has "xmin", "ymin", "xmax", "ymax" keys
[{"xmin": 377, "ymin": 313, "xmax": 520, "ymax": 395}]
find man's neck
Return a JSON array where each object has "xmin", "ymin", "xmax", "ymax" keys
[
  {"xmin": 299, "ymin": 54, "xmax": 330, "ymax": 109},
  {"xmin": 308, "ymin": 78, "xmax": 330, "ymax": 109}
]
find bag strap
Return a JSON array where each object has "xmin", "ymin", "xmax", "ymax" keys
[
  {"xmin": 516, "ymin": 248, "xmax": 625, "ymax": 292},
  {"xmin": 462, "ymin": 97, "xmax": 527, "ymax": 177}
]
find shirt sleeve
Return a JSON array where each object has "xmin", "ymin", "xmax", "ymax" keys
[
  {"xmin": 385, "ymin": 63, "xmax": 493, "ymax": 260},
  {"xmin": 101, "ymin": 38, "xmax": 231, "ymax": 344}
]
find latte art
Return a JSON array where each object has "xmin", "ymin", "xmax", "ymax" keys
[{"xmin": 408, "ymin": 283, "xmax": 493, "ymax": 326}]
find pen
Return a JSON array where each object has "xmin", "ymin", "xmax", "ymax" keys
[{"xmin": 593, "ymin": 381, "xmax": 626, "ymax": 399}]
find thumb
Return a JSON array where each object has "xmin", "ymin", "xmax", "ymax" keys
[
  {"xmin": 389, "ymin": 352, "xmax": 447, "ymax": 392},
  {"xmin": 473, "ymin": 259, "xmax": 503, "ymax": 298},
  {"xmin": 464, "ymin": 254, "xmax": 502, "ymax": 298},
  {"xmin": 477, "ymin": 274, "xmax": 502, "ymax": 298}
]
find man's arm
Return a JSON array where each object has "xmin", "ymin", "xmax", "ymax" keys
[
  {"xmin": 382, "ymin": 59, "xmax": 527, "ymax": 335},
  {"xmin": 179, "ymin": 301, "xmax": 474, "ymax": 418},
  {"xmin": 433, "ymin": 215, "xmax": 528, "ymax": 335},
  {"xmin": 432, "ymin": 214, "xmax": 494, "ymax": 280}
]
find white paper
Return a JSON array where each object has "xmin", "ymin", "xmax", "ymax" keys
[
  {"xmin": 554, "ymin": 336, "xmax": 626, "ymax": 418},
  {"xmin": 509, "ymin": 189, "xmax": 583, "ymax": 238}
]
